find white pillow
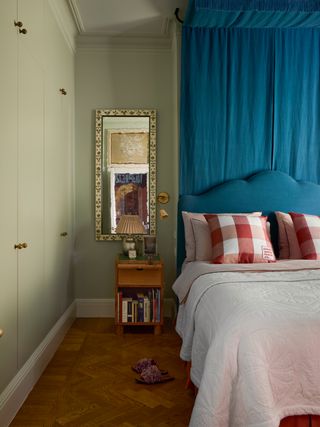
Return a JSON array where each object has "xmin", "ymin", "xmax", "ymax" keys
[
  {"xmin": 191, "ymin": 218, "xmax": 213, "ymax": 261},
  {"xmin": 182, "ymin": 211, "xmax": 206, "ymax": 261}
]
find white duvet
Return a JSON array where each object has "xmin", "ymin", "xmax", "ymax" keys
[{"xmin": 174, "ymin": 262, "xmax": 320, "ymax": 427}]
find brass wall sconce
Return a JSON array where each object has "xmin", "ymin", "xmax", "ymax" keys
[
  {"xmin": 159, "ymin": 209, "xmax": 169, "ymax": 219},
  {"xmin": 157, "ymin": 192, "xmax": 170, "ymax": 204},
  {"xmin": 157, "ymin": 192, "xmax": 169, "ymax": 220}
]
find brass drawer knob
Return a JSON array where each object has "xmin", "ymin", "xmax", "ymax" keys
[
  {"xmin": 19, "ymin": 28, "xmax": 27, "ymax": 34},
  {"xmin": 0, "ymin": 329, "xmax": 4, "ymax": 337},
  {"xmin": 14, "ymin": 20, "xmax": 23, "ymax": 28},
  {"xmin": 14, "ymin": 242, "xmax": 28, "ymax": 249},
  {"xmin": 60, "ymin": 232, "xmax": 68, "ymax": 237}
]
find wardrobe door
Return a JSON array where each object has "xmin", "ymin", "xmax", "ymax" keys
[
  {"xmin": 56, "ymin": 91, "xmax": 74, "ymax": 313},
  {"xmin": 43, "ymin": 3, "xmax": 73, "ymax": 322},
  {"xmin": 0, "ymin": 0, "xmax": 19, "ymax": 393},
  {"xmin": 17, "ymin": 2, "xmax": 46, "ymax": 366},
  {"xmin": 44, "ymin": 77, "xmax": 65, "ymax": 322}
]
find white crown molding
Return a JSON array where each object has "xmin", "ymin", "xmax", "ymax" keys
[
  {"xmin": 68, "ymin": 0, "xmax": 85, "ymax": 33},
  {"xmin": 48, "ymin": 0, "xmax": 78, "ymax": 54},
  {"xmin": 68, "ymin": 3, "xmax": 174, "ymax": 52},
  {"xmin": 0, "ymin": 302, "xmax": 76, "ymax": 427}
]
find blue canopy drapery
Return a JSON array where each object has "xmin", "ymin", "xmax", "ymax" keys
[{"xmin": 179, "ymin": 0, "xmax": 320, "ymax": 195}]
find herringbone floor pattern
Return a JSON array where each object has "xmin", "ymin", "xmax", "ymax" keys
[{"xmin": 10, "ymin": 318, "xmax": 194, "ymax": 427}]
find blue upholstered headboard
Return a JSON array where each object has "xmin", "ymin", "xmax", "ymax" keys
[{"xmin": 177, "ymin": 170, "xmax": 320, "ymax": 274}]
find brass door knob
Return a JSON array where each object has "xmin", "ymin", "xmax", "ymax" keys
[{"xmin": 0, "ymin": 329, "xmax": 3, "ymax": 337}]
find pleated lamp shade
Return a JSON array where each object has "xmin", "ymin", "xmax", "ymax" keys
[{"xmin": 116, "ymin": 215, "xmax": 146, "ymax": 234}]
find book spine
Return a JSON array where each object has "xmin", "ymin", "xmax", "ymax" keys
[
  {"xmin": 118, "ymin": 291, "xmax": 122, "ymax": 322},
  {"xmin": 132, "ymin": 300, "xmax": 138, "ymax": 323},
  {"xmin": 145, "ymin": 298, "xmax": 150, "ymax": 322},
  {"xmin": 135, "ymin": 301, "xmax": 138, "ymax": 322},
  {"xmin": 127, "ymin": 299, "xmax": 133, "ymax": 323},
  {"xmin": 143, "ymin": 297, "xmax": 148, "ymax": 322},
  {"xmin": 153, "ymin": 290, "xmax": 156, "ymax": 322},
  {"xmin": 122, "ymin": 299, "xmax": 128, "ymax": 323},
  {"xmin": 137, "ymin": 296, "xmax": 144, "ymax": 322},
  {"xmin": 157, "ymin": 290, "xmax": 160, "ymax": 322},
  {"xmin": 148, "ymin": 290, "xmax": 153, "ymax": 322}
]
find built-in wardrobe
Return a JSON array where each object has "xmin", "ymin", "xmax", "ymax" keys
[{"xmin": 0, "ymin": 0, "xmax": 75, "ymax": 399}]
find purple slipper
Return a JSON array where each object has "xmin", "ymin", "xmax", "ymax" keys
[
  {"xmin": 132, "ymin": 358, "xmax": 168, "ymax": 375},
  {"xmin": 135, "ymin": 365, "xmax": 174, "ymax": 385}
]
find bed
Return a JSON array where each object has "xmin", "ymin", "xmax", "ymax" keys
[{"xmin": 173, "ymin": 170, "xmax": 320, "ymax": 427}]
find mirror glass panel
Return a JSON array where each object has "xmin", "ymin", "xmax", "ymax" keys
[{"xmin": 95, "ymin": 109, "xmax": 156, "ymax": 240}]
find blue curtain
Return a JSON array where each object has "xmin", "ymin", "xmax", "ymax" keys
[
  {"xmin": 180, "ymin": 1, "xmax": 320, "ymax": 195},
  {"xmin": 273, "ymin": 29, "xmax": 320, "ymax": 183}
]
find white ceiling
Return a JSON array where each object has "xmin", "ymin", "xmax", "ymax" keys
[{"xmin": 69, "ymin": 0, "xmax": 187, "ymax": 37}]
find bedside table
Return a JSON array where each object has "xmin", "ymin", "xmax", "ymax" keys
[{"xmin": 115, "ymin": 256, "xmax": 164, "ymax": 335}]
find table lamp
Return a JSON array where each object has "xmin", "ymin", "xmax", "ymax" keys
[{"xmin": 116, "ymin": 215, "xmax": 146, "ymax": 255}]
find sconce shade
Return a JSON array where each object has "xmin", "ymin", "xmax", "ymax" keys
[
  {"xmin": 159, "ymin": 209, "xmax": 169, "ymax": 219},
  {"xmin": 116, "ymin": 215, "xmax": 146, "ymax": 234}
]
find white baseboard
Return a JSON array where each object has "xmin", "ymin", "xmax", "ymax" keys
[
  {"xmin": 0, "ymin": 302, "xmax": 76, "ymax": 427},
  {"xmin": 76, "ymin": 297, "xmax": 176, "ymax": 319}
]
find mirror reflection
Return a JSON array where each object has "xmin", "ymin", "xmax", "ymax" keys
[{"xmin": 95, "ymin": 109, "xmax": 156, "ymax": 241}]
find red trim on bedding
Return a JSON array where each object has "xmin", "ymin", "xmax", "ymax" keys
[{"xmin": 280, "ymin": 415, "xmax": 320, "ymax": 427}]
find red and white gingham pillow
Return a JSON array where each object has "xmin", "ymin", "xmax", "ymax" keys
[
  {"xmin": 204, "ymin": 214, "xmax": 276, "ymax": 264},
  {"xmin": 289, "ymin": 212, "xmax": 320, "ymax": 260}
]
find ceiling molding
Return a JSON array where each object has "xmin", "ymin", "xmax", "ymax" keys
[
  {"xmin": 76, "ymin": 32, "xmax": 173, "ymax": 51},
  {"xmin": 67, "ymin": 0, "xmax": 176, "ymax": 51},
  {"xmin": 48, "ymin": 0, "xmax": 77, "ymax": 53},
  {"xmin": 68, "ymin": 0, "xmax": 85, "ymax": 33}
]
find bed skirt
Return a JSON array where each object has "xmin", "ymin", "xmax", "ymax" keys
[{"xmin": 281, "ymin": 416, "xmax": 320, "ymax": 426}]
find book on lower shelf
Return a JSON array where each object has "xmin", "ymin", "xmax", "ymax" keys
[
  {"xmin": 117, "ymin": 289, "xmax": 161, "ymax": 323},
  {"xmin": 127, "ymin": 299, "xmax": 133, "ymax": 322}
]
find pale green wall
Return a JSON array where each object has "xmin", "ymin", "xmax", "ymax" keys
[{"xmin": 75, "ymin": 47, "xmax": 178, "ymax": 298}]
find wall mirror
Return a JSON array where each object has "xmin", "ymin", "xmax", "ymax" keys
[{"xmin": 95, "ymin": 109, "xmax": 156, "ymax": 240}]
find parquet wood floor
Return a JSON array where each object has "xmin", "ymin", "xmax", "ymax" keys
[{"xmin": 10, "ymin": 318, "xmax": 194, "ymax": 427}]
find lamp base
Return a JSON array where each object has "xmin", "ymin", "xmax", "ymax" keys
[{"xmin": 122, "ymin": 237, "xmax": 136, "ymax": 255}]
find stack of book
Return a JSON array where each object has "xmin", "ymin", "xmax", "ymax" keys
[{"xmin": 117, "ymin": 289, "xmax": 161, "ymax": 323}]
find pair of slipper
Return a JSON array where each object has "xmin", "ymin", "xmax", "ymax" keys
[{"xmin": 132, "ymin": 358, "xmax": 174, "ymax": 384}]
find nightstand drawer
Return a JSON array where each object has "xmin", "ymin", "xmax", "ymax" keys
[{"xmin": 118, "ymin": 266, "xmax": 161, "ymax": 286}]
